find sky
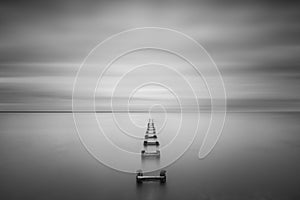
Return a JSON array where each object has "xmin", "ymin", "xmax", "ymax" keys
[{"xmin": 0, "ymin": 0, "xmax": 299, "ymax": 111}]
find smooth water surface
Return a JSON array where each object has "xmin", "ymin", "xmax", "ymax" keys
[{"xmin": 0, "ymin": 112, "xmax": 299, "ymax": 199}]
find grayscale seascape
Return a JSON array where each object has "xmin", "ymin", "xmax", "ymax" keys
[{"xmin": 1, "ymin": 0, "xmax": 300, "ymax": 199}]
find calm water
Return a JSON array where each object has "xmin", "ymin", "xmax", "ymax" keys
[{"xmin": 0, "ymin": 112, "xmax": 300, "ymax": 200}]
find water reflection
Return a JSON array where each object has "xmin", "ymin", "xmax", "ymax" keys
[
  {"xmin": 0, "ymin": 113, "xmax": 299, "ymax": 199},
  {"xmin": 136, "ymin": 176, "xmax": 168, "ymax": 200}
]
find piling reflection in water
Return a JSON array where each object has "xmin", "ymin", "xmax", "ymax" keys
[{"xmin": 139, "ymin": 119, "xmax": 166, "ymax": 184}]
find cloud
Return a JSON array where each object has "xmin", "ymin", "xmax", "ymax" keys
[{"xmin": 0, "ymin": 0, "xmax": 299, "ymax": 111}]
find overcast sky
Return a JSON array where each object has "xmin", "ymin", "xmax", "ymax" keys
[{"xmin": 0, "ymin": 0, "xmax": 299, "ymax": 111}]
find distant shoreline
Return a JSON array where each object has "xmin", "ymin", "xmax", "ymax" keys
[{"xmin": 0, "ymin": 110, "xmax": 300, "ymax": 113}]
